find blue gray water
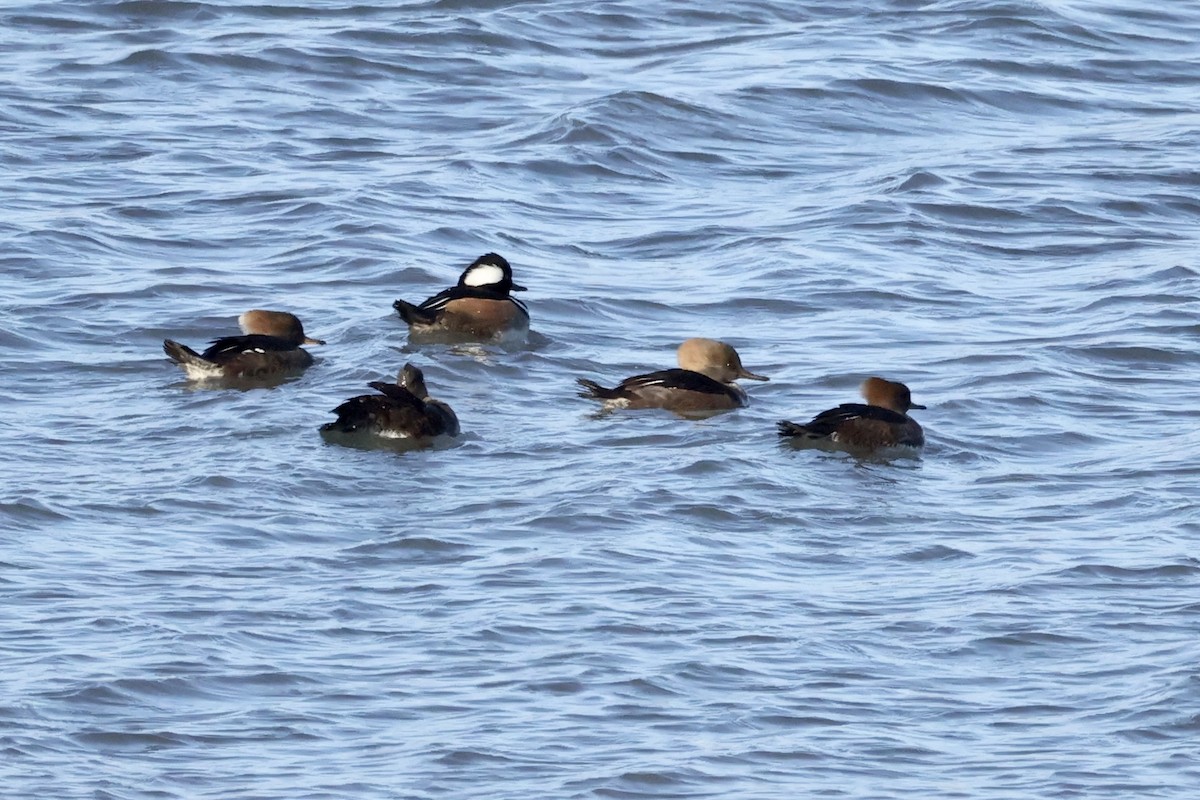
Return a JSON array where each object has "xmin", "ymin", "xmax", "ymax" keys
[{"xmin": 3, "ymin": 1, "xmax": 1199, "ymax": 797}]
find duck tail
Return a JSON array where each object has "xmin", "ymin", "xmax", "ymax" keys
[
  {"xmin": 576, "ymin": 378, "xmax": 620, "ymax": 400},
  {"xmin": 777, "ymin": 420, "xmax": 813, "ymax": 438},
  {"xmin": 319, "ymin": 417, "xmax": 359, "ymax": 434},
  {"xmin": 163, "ymin": 339, "xmax": 204, "ymax": 367},
  {"xmin": 321, "ymin": 398, "xmax": 369, "ymax": 434},
  {"xmin": 393, "ymin": 299, "xmax": 436, "ymax": 326}
]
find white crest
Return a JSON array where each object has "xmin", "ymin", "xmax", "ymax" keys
[{"xmin": 462, "ymin": 263, "xmax": 505, "ymax": 287}]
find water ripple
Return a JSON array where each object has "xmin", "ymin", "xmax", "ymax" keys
[{"xmin": 2, "ymin": 0, "xmax": 1200, "ymax": 798}]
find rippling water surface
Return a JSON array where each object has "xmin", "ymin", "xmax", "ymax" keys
[{"xmin": 3, "ymin": 1, "xmax": 1200, "ymax": 797}]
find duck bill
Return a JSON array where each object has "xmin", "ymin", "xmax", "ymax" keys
[
  {"xmin": 304, "ymin": 337, "xmax": 326, "ymax": 345},
  {"xmin": 511, "ymin": 283, "xmax": 528, "ymax": 292},
  {"xmin": 909, "ymin": 402, "xmax": 926, "ymax": 410},
  {"xmin": 739, "ymin": 368, "xmax": 769, "ymax": 381}
]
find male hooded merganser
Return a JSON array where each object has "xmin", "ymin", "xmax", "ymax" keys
[
  {"xmin": 777, "ymin": 377, "xmax": 925, "ymax": 453},
  {"xmin": 163, "ymin": 310, "xmax": 324, "ymax": 381},
  {"xmin": 393, "ymin": 252, "xmax": 529, "ymax": 342},
  {"xmin": 577, "ymin": 338, "xmax": 768, "ymax": 414},
  {"xmin": 320, "ymin": 363, "xmax": 460, "ymax": 442}
]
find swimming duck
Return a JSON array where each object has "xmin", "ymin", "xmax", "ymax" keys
[
  {"xmin": 577, "ymin": 338, "xmax": 768, "ymax": 414},
  {"xmin": 163, "ymin": 310, "xmax": 324, "ymax": 381},
  {"xmin": 777, "ymin": 377, "xmax": 925, "ymax": 453},
  {"xmin": 393, "ymin": 252, "xmax": 529, "ymax": 342},
  {"xmin": 320, "ymin": 363, "xmax": 460, "ymax": 442}
]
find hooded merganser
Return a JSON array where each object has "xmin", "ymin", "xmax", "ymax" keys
[
  {"xmin": 163, "ymin": 310, "xmax": 324, "ymax": 381},
  {"xmin": 778, "ymin": 377, "xmax": 925, "ymax": 453},
  {"xmin": 320, "ymin": 363, "xmax": 460, "ymax": 442},
  {"xmin": 393, "ymin": 252, "xmax": 529, "ymax": 342},
  {"xmin": 577, "ymin": 338, "xmax": 768, "ymax": 414}
]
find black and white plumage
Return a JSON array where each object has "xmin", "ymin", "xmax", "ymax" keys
[
  {"xmin": 778, "ymin": 377, "xmax": 926, "ymax": 453},
  {"xmin": 320, "ymin": 363, "xmax": 460, "ymax": 444},
  {"xmin": 163, "ymin": 310, "xmax": 324, "ymax": 382},
  {"xmin": 577, "ymin": 338, "xmax": 768, "ymax": 414},
  {"xmin": 393, "ymin": 253, "xmax": 529, "ymax": 342}
]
